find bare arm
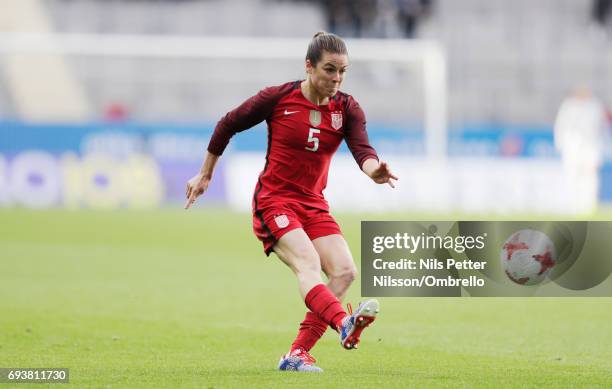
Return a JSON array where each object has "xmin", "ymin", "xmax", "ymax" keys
[
  {"xmin": 184, "ymin": 151, "xmax": 220, "ymax": 209},
  {"xmin": 362, "ymin": 158, "xmax": 398, "ymax": 188}
]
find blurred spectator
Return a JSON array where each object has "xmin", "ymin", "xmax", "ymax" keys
[
  {"xmin": 554, "ymin": 87, "xmax": 608, "ymax": 214},
  {"xmin": 316, "ymin": 0, "xmax": 432, "ymax": 38},
  {"xmin": 499, "ymin": 134, "xmax": 524, "ymax": 157},
  {"xmin": 104, "ymin": 102, "xmax": 129, "ymax": 122},
  {"xmin": 395, "ymin": 0, "xmax": 433, "ymax": 38},
  {"xmin": 592, "ymin": 0, "xmax": 611, "ymax": 26},
  {"xmin": 321, "ymin": 0, "xmax": 377, "ymax": 37}
]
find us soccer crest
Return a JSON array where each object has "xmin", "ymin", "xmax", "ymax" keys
[
  {"xmin": 309, "ymin": 110, "xmax": 321, "ymax": 127},
  {"xmin": 331, "ymin": 112, "xmax": 343, "ymax": 130},
  {"xmin": 274, "ymin": 214, "xmax": 289, "ymax": 229}
]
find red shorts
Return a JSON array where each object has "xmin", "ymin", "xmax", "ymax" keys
[{"xmin": 252, "ymin": 202, "xmax": 342, "ymax": 256}]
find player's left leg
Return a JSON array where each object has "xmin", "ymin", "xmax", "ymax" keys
[
  {"xmin": 291, "ymin": 231, "xmax": 377, "ymax": 351},
  {"xmin": 289, "ymin": 234, "xmax": 356, "ymax": 353},
  {"xmin": 313, "ymin": 234, "xmax": 357, "ymax": 301},
  {"xmin": 288, "ymin": 208, "xmax": 378, "ymax": 354},
  {"xmin": 314, "ymin": 234, "xmax": 378, "ymax": 350}
]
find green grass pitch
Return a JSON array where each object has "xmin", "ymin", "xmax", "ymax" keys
[{"xmin": 1, "ymin": 208, "xmax": 611, "ymax": 388}]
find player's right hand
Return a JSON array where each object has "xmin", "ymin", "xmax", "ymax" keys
[{"xmin": 184, "ymin": 173, "xmax": 211, "ymax": 209}]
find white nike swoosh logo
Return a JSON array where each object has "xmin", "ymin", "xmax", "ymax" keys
[{"xmin": 284, "ymin": 110, "xmax": 299, "ymax": 115}]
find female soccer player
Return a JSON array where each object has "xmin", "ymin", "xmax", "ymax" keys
[{"xmin": 185, "ymin": 32, "xmax": 398, "ymax": 372}]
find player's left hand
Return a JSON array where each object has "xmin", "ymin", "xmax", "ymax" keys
[{"xmin": 370, "ymin": 161, "xmax": 398, "ymax": 188}]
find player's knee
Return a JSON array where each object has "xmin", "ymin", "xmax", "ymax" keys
[
  {"xmin": 332, "ymin": 263, "xmax": 357, "ymax": 286},
  {"xmin": 343, "ymin": 264, "xmax": 358, "ymax": 284}
]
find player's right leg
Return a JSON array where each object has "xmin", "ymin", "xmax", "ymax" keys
[{"xmin": 273, "ymin": 229, "xmax": 346, "ymax": 371}]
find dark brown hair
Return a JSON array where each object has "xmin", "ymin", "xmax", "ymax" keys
[{"xmin": 306, "ymin": 32, "xmax": 347, "ymax": 66}]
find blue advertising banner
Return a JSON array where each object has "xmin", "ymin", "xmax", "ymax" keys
[{"xmin": 1, "ymin": 120, "xmax": 611, "ymax": 208}]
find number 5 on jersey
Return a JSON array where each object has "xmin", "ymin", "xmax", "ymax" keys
[{"xmin": 305, "ymin": 128, "xmax": 320, "ymax": 152}]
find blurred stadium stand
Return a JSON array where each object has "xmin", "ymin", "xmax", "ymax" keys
[
  {"xmin": 419, "ymin": 0, "xmax": 612, "ymax": 125},
  {"xmin": 44, "ymin": 0, "xmax": 324, "ymax": 36},
  {"xmin": 0, "ymin": 0, "xmax": 608, "ymax": 126},
  {"xmin": 1, "ymin": 0, "xmax": 612, "ymax": 212}
]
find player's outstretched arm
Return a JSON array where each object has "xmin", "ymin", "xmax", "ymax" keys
[
  {"xmin": 361, "ymin": 159, "xmax": 398, "ymax": 188},
  {"xmin": 184, "ymin": 151, "xmax": 220, "ymax": 209}
]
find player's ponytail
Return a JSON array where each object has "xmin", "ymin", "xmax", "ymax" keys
[{"xmin": 306, "ymin": 32, "xmax": 347, "ymax": 66}]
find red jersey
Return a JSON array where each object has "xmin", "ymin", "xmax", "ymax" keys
[{"xmin": 207, "ymin": 81, "xmax": 378, "ymax": 211}]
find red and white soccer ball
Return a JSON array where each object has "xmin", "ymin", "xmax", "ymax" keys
[{"xmin": 500, "ymin": 229, "xmax": 557, "ymax": 285}]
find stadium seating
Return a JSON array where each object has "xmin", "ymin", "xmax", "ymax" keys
[{"xmin": 0, "ymin": 0, "xmax": 610, "ymax": 124}]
